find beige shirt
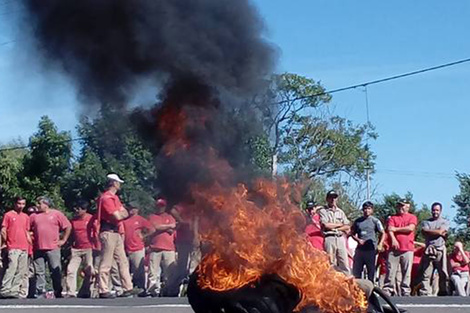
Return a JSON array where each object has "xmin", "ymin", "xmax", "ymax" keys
[{"xmin": 319, "ymin": 206, "xmax": 350, "ymax": 236}]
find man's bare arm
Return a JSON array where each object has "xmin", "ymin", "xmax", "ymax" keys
[
  {"xmin": 112, "ymin": 207, "xmax": 129, "ymax": 221},
  {"xmin": 1, "ymin": 227, "xmax": 6, "ymax": 244},
  {"xmin": 391, "ymin": 224, "xmax": 415, "ymax": 234}
]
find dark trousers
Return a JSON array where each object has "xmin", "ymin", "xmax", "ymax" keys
[
  {"xmin": 353, "ymin": 248, "xmax": 376, "ymax": 282},
  {"xmin": 33, "ymin": 249, "xmax": 62, "ymax": 297}
]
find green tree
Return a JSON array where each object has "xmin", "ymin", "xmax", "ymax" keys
[
  {"xmin": 64, "ymin": 105, "xmax": 157, "ymax": 214},
  {"xmin": 258, "ymin": 73, "xmax": 376, "ymax": 181},
  {"xmin": 19, "ymin": 116, "xmax": 72, "ymax": 209},
  {"xmin": 0, "ymin": 142, "xmax": 27, "ymax": 209},
  {"xmin": 452, "ymin": 173, "xmax": 470, "ymax": 243}
]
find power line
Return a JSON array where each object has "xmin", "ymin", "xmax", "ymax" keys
[
  {"xmin": 376, "ymin": 168, "xmax": 456, "ymax": 179},
  {"xmin": 0, "ymin": 137, "xmax": 85, "ymax": 153},
  {"xmin": 2, "ymin": 58, "xmax": 470, "ymax": 152},
  {"xmin": 0, "ymin": 39, "xmax": 15, "ymax": 46},
  {"xmin": 278, "ymin": 57, "xmax": 470, "ymax": 105}
]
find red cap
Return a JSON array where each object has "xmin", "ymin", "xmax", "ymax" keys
[{"xmin": 156, "ymin": 198, "xmax": 167, "ymax": 207}]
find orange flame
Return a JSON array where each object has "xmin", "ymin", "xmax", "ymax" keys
[
  {"xmin": 157, "ymin": 105, "xmax": 367, "ymax": 313},
  {"xmin": 193, "ymin": 181, "xmax": 367, "ymax": 313}
]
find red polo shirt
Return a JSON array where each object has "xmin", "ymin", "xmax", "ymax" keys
[
  {"xmin": 99, "ymin": 191, "xmax": 123, "ymax": 225},
  {"xmin": 305, "ymin": 214, "xmax": 324, "ymax": 251},
  {"xmin": 123, "ymin": 215, "xmax": 154, "ymax": 253},
  {"xmin": 30, "ymin": 209, "xmax": 71, "ymax": 251},
  {"xmin": 450, "ymin": 251, "xmax": 470, "ymax": 272},
  {"xmin": 149, "ymin": 213, "xmax": 176, "ymax": 251},
  {"xmin": 71, "ymin": 213, "xmax": 93, "ymax": 249},
  {"xmin": 387, "ymin": 213, "xmax": 418, "ymax": 252},
  {"xmin": 173, "ymin": 204, "xmax": 194, "ymax": 245},
  {"xmin": 2, "ymin": 210, "xmax": 30, "ymax": 251}
]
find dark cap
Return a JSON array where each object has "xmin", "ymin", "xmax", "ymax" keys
[
  {"xmin": 397, "ymin": 199, "xmax": 409, "ymax": 205},
  {"xmin": 306, "ymin": 200, "xmax": 316, "ymax": 209},
  {"xmin": 326, "ymin": 190, "xmax": 339, "ymax": 198}
]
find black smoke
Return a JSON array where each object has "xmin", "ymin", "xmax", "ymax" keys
[
  {"xmin": 23, "ymin": 0, "xmax": 275, "ymax": 107},
  {"xmin": 23, "ymin": 0, "xmax": 276, "ymax": 203}
]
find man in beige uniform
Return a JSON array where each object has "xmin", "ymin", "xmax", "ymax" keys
[{"xmin": 319, "ymin": 190, "xmax": 350, "ymax": 274}]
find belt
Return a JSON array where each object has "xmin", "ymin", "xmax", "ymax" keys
[
  {"xmin": 100, "ymin": 221, "xmax": 119, "ymax": 232},
  {"xmin": 324, "ymin": 233, "xmax": 343, "ymax": 238}
]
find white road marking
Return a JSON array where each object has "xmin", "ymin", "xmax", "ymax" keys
[
  {"xmin": 398, "ymin": 304, "xmax": 470, "ymax": 308},
  {"xmin": 1, "ymin": 303, "xmax": 469, "ymax": 310},
  {"xmin": 0, "ymin": 304, "xmax": 192, "ymax": 309}
]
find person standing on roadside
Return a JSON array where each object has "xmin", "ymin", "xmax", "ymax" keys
[
  {"xmin": 319, "ymin": 190, "xmax": 351, "ymax": 274},
  {"xmin": 351, "ymin": 201, "xmax": 385, "ymax": 282},
  {"xmin": 418, "ymin": 202, "xmax": 449, "ymax": 296},
  {"xmin": 96, "ymin": 174, "xmax": 133, "ymax": 299},
  {"xmin": 449, "ymin": 241, "xmax": 470, "ymax": 296},
  {"xmin": 122, "ymin": 204, "xmax": 154, "ymax": 291},
  {"xmin": 65, "ymin": 200, "xmax": 94, "ymax": 298},
  {"xmin": 383, "ymin": 200, "xmax": 418, "ymax": 296},
  {"xmin": 142, "ymin": 198, "xmax": 177, "ymax": 297},
  {"xmin": 0, "ymin": 197, "xmax": 31, "ymax": 299},
  {"xmin": 305, "ymin": 200, "xmax": 324, "ymax": 251},
  {"xmin": 30, "ymin": 196, "xmax": 72, "ymax": 298}
]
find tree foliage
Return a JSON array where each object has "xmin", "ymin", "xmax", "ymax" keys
[
  {"xmin": 258, "ymin": 73, "xmax": 376, "ymax": 181},
  {"xmin": 452, "ymin": 173, "xmax": 470, "ymax": 243},
  {"xmin": 19, "ymin": 116, "xmax": 72, "ymax": 209},
  {"xmin": 64, "ymin": 105, "xmax": 157, "ymax": 214}
]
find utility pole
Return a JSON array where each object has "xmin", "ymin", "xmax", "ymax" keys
[{"xmin": 366, "ymin": 167, "xmax": 370, "ymax": 200}]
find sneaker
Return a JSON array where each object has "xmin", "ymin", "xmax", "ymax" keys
[
  {"xmin": 0, "ymin": 293, "xmax": 19, "ymax": 299},
  {"xmin": 78, "ymin": 293, "xmax": 91, "ymax": 299},
  {"xmin": 137, "ymin": 291, "xmax": 151, "ymax": 298},
  {"xmin": 118, "ymin": 290, "xmax": 133, "ymax": 298},
  {"xmin": 64, "ymin": 294, "xmax": 76, "ymax": 298},
  {"xmin": 99, "ymin": 292, "xmax": 116, "ymax": 299}
]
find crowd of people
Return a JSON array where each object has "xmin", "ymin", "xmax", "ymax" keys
[
  {"xmin": 0, "ymin": 172, "xmax": 468, "ymax": 300},
  {"xmin": 305, "ymin": 190, "xmax": 470, "ymax": 296},
  {"xmin": 0, "ymin": 173, "xmax": 199, "ymax": 299}
]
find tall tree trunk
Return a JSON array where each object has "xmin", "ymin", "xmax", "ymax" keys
[{"xmin": 272, "ymin": 153, "xmax": 278, "ymax": 177}]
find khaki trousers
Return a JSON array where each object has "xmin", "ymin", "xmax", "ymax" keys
[
  {"xmin": 19, "ymin": 256, "xmax": 33, "ymax": 298},
  {"xmin": 384, "ymin": 250, "xmax": 413, "ymax": 296},
  {"xmin": 98, "ymin": 231, "xmax": 133, "ymax": 294},
  {"xmin": 451, "ymin": 271, "xmax": 469, "ymax": 296},
  {"xmin": 147, "ymin": 250, "xmax": 176, "ymax": 295},
  {"xmin": 324, "ymin": 236, "xmax": 350, "ymax": 274},
  {"xmin": 66, "ymin": 248, "xmax": 93, "ymax": 296},
  {"xmin": 419, "ymin": 246, "xmax": 448, "ymax": 296},
  {"xmin": 0, "ymin": 249, "xmax": 28, "ymax": 296},
  {"xmin": 128, "ymin": 249, "xmax": 146, "ymax": 289}
]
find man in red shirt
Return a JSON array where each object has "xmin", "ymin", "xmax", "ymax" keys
[
  {"xmin": 142, "ymin": 198, "xmax": 177, "ymax": 297},
  {"xmin": 30, "ymin": 196, "xmax": 72, "ymax": 298},
  {"xmin": 19, "ymin": 206, "xmax": 38, "ymax": 299},
  {"xmin": 0, "ymin": 196, "xmax": 31, "ymax": 299},
  {"xmin": 304, "ymin": 200, "xmax": 324, "ymax": 251},
  {"xmin": 65, "ymin": 200, "xmax": 93, "ymax": 298},
  {"xmin": 449, "ymin": 241, "xmax": 470, "ymax": 296},
  {"xmin": 122, "ymin": 204, "xmax": 154, "ymax": 291},
  {"xmin": 96, "ymin": 174, "xmax": 133, "ymax": 298},
  {"xmin": 383, "ymin": 200, "xmax": 418, "ymax": 296}
]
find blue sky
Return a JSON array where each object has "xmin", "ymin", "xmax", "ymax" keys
[{"xmin": 1, "ymin": 0, "xmax": 470, "ymax": 221}]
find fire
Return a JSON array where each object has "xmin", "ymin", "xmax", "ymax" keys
[
  {"xmin": 157, "ymin": 105, "xmax": 367, "ymax": 313},
  {"xmin": 193, "ymin": 181, "xmax": 367, "ymax": 313},
  {"xmin": 157, "ymin": 106, "xmax": 191, "ymax": 156}
]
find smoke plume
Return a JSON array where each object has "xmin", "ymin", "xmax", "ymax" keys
[
  {"xmin": 23, "ymin": 0, "xmax": 275, "ymax": 107},
  {"xmin": 23, "ymin": 0, "xmax": 276, "ymax": 203}
]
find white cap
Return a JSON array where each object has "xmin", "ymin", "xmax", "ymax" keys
[{"xmin": 107, "ymin": 173, "xmax": 124, "ymax": 183}]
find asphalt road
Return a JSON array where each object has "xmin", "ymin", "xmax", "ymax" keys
[{"xmin": 0, "ymin": 297, "xmax": 468, "ymax": 313}]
